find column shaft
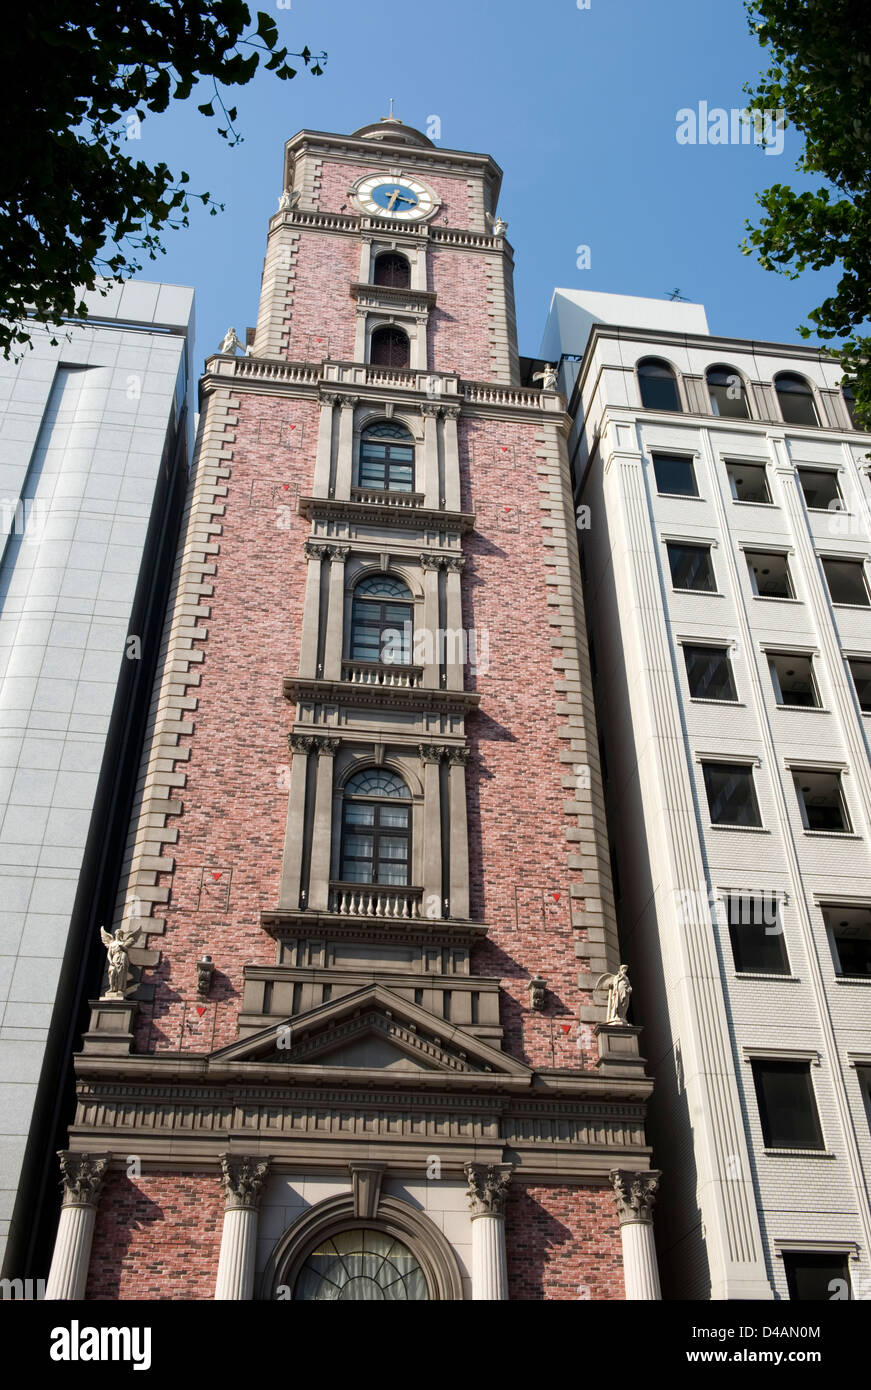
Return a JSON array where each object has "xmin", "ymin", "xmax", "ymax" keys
[
  {"xmin": 214, "ymin": 1206, "xmax": 259, "ymax": 1300},
  {"xmin": 313, "ymin": 395, "xmax": 336, "ymax": 496},
  {"xmin": 45, "ymin": 1205, "xmax": 97, "ymax": 1300},
  {"xmin": 422, "ymin": 564, "xmax": 440, "ymax": 686},
  {"xmin": 323, "ymin": 548, "xmax": 348, "ymax": 680},
  {"xmin": 470, "ymin": 1214, "xmax": 509, "ymax": 1300},
  {"xmin": 444, "ymin": 563, "xmax": 464, "ymax": 691},
  {"xmin": 334, "ymin": 398, "xmax": 357, "ymax": 499},
  {"xmin": 308, "ymin": 743, "xmax": 337, "ymax": 910},
  {"xmin": 299, "ymin": 545, "xmax": 325, "ymax": 677},
  {"xmin": 421, "ymin": 754, "xmax": 442, "ymax": 917},
  {"xmin": 422, "ymin": 409, "xmax": 440, "ymax": 508},
  {"xmin": 448, "ymin": 756, "xmax": 470, "ymax": 919},
  {"xmin": 278, "ymin": 741, "xmax": 312, "ymax": 908},
  {"xmin": 442, "ymin": 409, "xmax": 461, "ymax": 511},
  {"xmin": 620, "ymin": 1222, "xmax": 662, "ymax": 1300}
]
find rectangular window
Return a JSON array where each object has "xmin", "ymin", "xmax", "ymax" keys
[
  {"xmin": 702, "ymin": 762, "xmax": 762, "ymax": 827},
  {"xmin": 726, "ymin": 460, "xmax": 771, "ymax": 504},
  {"xmin": 792, "ymin": 769, "xmax": 851, "ymax": 833},
  {"xmin": 783, "ymin": 1253, "xmax": 850, "ymax": 1301},
  {"xmin": 848, "ymin": 658, "xmax": 871, "ymax": 713},
  {"xmin": 667, "ymin": 542, "xmax": 716, "ymax": 592},
  {"xmin": 726, "ymin": 892, "xmax": 790, "ymax": 974},
  {"xmin": 653, "ymin": 452, "xmax": 698, "ymax": 497},
  {"xmin": 798, "ymin": 468, "xmax": 842, "ymax": 510},
  {"xmin": 768, "ymin": 652, "xmax": 820, "ymax": 708},
  {"xmin": 684, "ymin": 645, "xmax": 738, "ymax": 702},
  {"xmin": 751, "ymin": 1060, "xmax": 824, "ymax": 1150},
  {"xmin": 822, "ymin": 557, "xmax": 870, "ymax": 606},
  {"xmin": 746, "ymin": 550, "xmax": 794, "ymax": 599},
  {"xmin": 822, "ymin": 905, "xmax": 871, "ymax": 978}
]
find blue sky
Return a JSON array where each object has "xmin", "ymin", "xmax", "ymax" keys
[{"xmin": 129, "ymin": 0, "xmax": 838, "ymax": 371}]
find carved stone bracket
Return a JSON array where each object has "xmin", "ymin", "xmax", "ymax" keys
[
  {"xmin": 446, "ymin": 746, "xmax": 471, "ymax": 766},
  {"xmin": 420, "ymin": 402, "xmax": 442, "ymax": 418},
  {"xmin": 443, "ymin": 555, "xmax": 466, "ymax": 573},
  {"xmin": 220, "ymin": 1155, "xmax": 271, "ymax": 1212},
  {"xmin": 327, "ymin": 544, "xmax": 351, "ymax": 563},
  {"xmin": 338, "ymin": 395, "xmax": 359, "ymax": 410},
  {"xmin": 289, "ymin": 733, "xmax": 316, "ymax": 755},
  {"xmin": 304, "ymin": 541, "xmax": 329, "ymax": 561},
  {"xmin": 419, "ymin": 743, "xmax": 449, "ymax": 764},
  {"xmin": 350, "ymin": 1162, "xmax": 386, "ymax": 1220},
  {"xmin": 465, "ymin": 1162, "xmax": 513, "ymax": 1218},
  {"xmin": 610, "ymin": 1169, "xmax": 660, "ymax": 1226},
  {"xmin": 442, "ymin": 406, "xmax": 461, "ymax": 422},
  {"xmin": 58, "ymin": 1152, "xmax": 110, "ymax": 1209},
  {"xmin": 319, "ymin": 391, "xmax": 340, "ymax": 408},
  {"xmin": 419, "ymin": 552, "xmax": 444, "ymax": 571},
  {"xmin": 313, "ymin": 735, "xmax": 341, "ymax": 756}
]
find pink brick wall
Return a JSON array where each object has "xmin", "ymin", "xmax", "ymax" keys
[
  {"xmin": 506, "ymin": 1185, "xmax": 626, "ymax": 1300},
  {"xmin": 86, "ymin": 1172, "xmax": 223, "ymax": 1299},
  {"xmin": 284, "ymin": 231, "xmax": 359, "ymax": 363},
  {"xmin": 427, "ymin": 248, "xmax": 494, "ymax": 379}
]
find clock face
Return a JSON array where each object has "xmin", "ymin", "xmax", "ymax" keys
[{"xmin": 353, "ymin": 175, "xmax": 439, "ymax": 221}]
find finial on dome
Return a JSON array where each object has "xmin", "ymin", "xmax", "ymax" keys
[{"xmin": 381, "ymin": 97, "xmax": 402, "ymax": 125}]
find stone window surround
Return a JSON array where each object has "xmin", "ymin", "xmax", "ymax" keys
[
  {"xmin": 352, "ymin": 406, "xmax": 422, "ymax": 492},
  {"xmin": 359, "ymin": 310, "xmax": 427, "ymax": 372},
  {"xmin": 313, "ymin": 394, "xmax": 462, "ymax": 512},
  {"xmin": 359, "ymin": 236, "xmax": 427, "ymax": 293},
  {"xmin": 258, "ymin": 1188, "xmax": 465, "ymax": 1301}
]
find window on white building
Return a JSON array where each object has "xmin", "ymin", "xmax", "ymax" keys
[
  {"xmin": 798, "ymin": 468, "xmax": 843, "ymax": 510},
  {"xmin": 702, "ymin": 762, "xmax": 762, "ymax": 827},
  {"xmin": 791, "ymin": 769, "xmax": 852, "ymax": 833},
  {"xmin": 775, "ymin": 372, "xmax": 819, "ymax": 427},
  {"xmin": 783, "ymin": 1252, "xmax": 850, "ymax": 1301},
  {"xmin": 638, "ymin": 358, "xmax": 681, "ymax": 412},
  {"xmin": 684, "ymin": 645, "xmax": 738, "ymax": 702},
  {"xmin": 821, "ymin": 904, "xmax": 871, "ymax": 978},
  {"xmin": 821, "ymin": 558, "xmax": 870, "ymax": 607},
  {"xmin": 725, "ymin": 460, "xmax": 771, "ymax": 504},
  {"xmin": 746, "ymin": 550, "xmax": 794, "ymax": 599},
  {"xmin": 725, "ymin": 892, "xmax": 790, "ymax": 975},
  {"xmin": 667, "ymin": 542, "xmax": 716, "ymax": 592},
  {"xmin": 848, "ymin": 658, "xmax": 871, "ymax": 712},
  {"xmin": 652, "ymin": 452, "xmax": 698, "ymax": 497},
  {"xmin": 750, "ymin": 1059, "xmax": 824, "ymax": 1150},
  {"xmin": 707, "ymin": 364, "xmax": 750, "ymax": 419},
  {"xmin": 768, "ymin": 652, "xmax": 820, "ymax": 708}
]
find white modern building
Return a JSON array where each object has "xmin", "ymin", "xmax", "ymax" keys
[
  {"xmin": 544, "ymin": 288, "xmax": 871, "ymax": 1300},
  {"xmin": 0, "ymin": 281, "xmax": 194, "ymax": 1279}
]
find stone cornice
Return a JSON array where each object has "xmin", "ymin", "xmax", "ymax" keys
[
  {"xmin": 298, "ymin": 495, "xmax": 475, "ymax": 534},
  {"xmin": 350, "ymin": 282, "xmax": 437, "ymax": 312},
  {"xmin": 259, "ymin": 911, "xmax": 489, "ymax": 946},
  {"xmin": 283, "ymin": 127, "xmax": 504, "ymax": 191},
  {"xmin": 284, "ymin": 675, "xmax": 480, "ymax": 714}
]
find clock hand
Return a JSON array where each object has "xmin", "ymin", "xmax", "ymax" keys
[
  {"xmin": 391, "ymin": 193, "xmax": 417, "ymax": 207},
  {"xmin": 387, "ymin": 188, "xmax": 401, "ymax": 210}
]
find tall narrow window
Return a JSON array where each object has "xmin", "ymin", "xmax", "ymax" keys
[
  {"xmin": 775, "ymin": 372, "xmax": 819, "ymax": 427},
  {"xmin": 842, "ymin": 383, "xmax": 859, "ymax": 429},
  {"xmin": 350, "ymin": 575, "xmax": 414, "ymax": 665},
  {"xmin": 373, "ymin": 252, "xmax": 411, "ymax": 288},
  {"xmin": 707, "ymin": 365, "xmax": 750, "ymax": 419},
  {"xmin": 370, "ymin": 325, "xmax": 410, "ymax": 368},
  {"xmin": 638, "ymin": 358, "xmax": 681, "ymax": 412},
  {"xmin": 358, "ymin": 422, "xmax": 415, "ymax": 492},
  {"xmin": 340, "ymin": 769, "xmax": 412, "ymax": 886}
]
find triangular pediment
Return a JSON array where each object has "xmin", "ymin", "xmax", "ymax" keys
[{"xmin": 212, "ymin": 982, "xmax": 531, "ymax": 1077}]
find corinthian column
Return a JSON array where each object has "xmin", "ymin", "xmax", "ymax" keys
[
  {"xmin": 214, "ymin": 1156, "xmax": 270, "ymax": 1300},
  {"xmin": 610, "ymin": 1169, "xmax": 662, "ymax": 1300},
  {"xmin": 465, "ymin": 1162, "xmax": 513, "ymax": 1300},
  {"xmin": 45, "ymin": 1152, "xmax": 110, "ymax": 1300}
]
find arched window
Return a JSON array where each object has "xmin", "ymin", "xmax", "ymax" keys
[
  {"xmin": 775, "ymin": 372, "xmax": 819, "ymax": 427},
  {"xmin": 373, "ymin": 253, "xmax": 411, "ymax": 289},
  {"xmin": 293, "ymin": 1229, "xmax": 428, "ymax": 1301},
  {"xmin": 358, "ymin": 422, "xmax": 415, "ymax": 492},
  {"xmin": 370, "ymin": 325, "xmax": 410, "ymax": 368},
  {"xmin": 707, "ymin": 364, "xmax": 750, "ymax": 419},
  {"xmin": 340, "ymin": 769, "xmax": 411, "ymax": 886},
  {"xmin": 638, "ymin": 357, "xmax": 681, "ymax": 412},
  {"xmin": 350, "ymin": 574, "xmax": 414, "ymax": 665}
]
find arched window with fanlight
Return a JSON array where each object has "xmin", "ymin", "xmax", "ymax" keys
[
  {"xmin": 638, "ymin": 357, "xmax": 681, "ymax": 412},
  {"xmin": 775, "ymin": 372, "xmax": 819, "ymax": 427},
  {"xmin": 358, "ymin": 422, "xmax": 415, "ymax": 493},
  {"xmin": 370, "ymin": 325, "xmax": 410, "ymax": 368},
  {"xmin": 340, "ymin": 768, "xmax": 412, "ymax": 886},
  {"xmin": 706, "ymin": 364, "xmax": 750, "ymax": 419},
  {"xmin": 372, "ymin": 252, "xmax": 411, "ymax": 289},
  {"xmin": 293, "ymin": 1229, "xmax": 428, "ymax": 1301},
  {"xmin": 350, "ymin": 574, "xmax": 414, "ymax": 665}
]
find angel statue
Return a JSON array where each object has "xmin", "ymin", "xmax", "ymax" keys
[
  {"xmin": 219, "ymin": 326, "xmax": 244, "ymax": 356},
  {"xmin": 533, "ymin": 363, "xmax": 559, "ymax": 392},
  {"xmin": 100, "ymin": 925, "xmax": 137, "ymax": 998},
  {"xmin": 598, "ymin": 963, "xmax": 632, "ymax": 1025}
]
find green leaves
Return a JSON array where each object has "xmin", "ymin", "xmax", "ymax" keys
[
  {"xmin": 743, "ymin": 0, "xmax": 871, "ymax": 428},
  {"xmin": 0, "ymin": 1, "xmax": 327, "ymax": 357}
]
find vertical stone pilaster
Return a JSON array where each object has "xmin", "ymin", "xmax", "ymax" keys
[
  {"xmin": 448, "ymin": 748, "xmax": 471, "ymax": 919},
  {"xmin": 323, "ymin": 544, "xmax": 350, "ymax": 680},
  {"xmin": 279, "ymin": 735, "xmax": 314, "ymax": 909},
  {"xmin": 309, "ymin": 737, "xmax": 339, "ymax": 910},
  {"xmin": 465, "ymin": 1162, "xmax": 512, "ymax": 1300},
  {"xmin": 442, "ymin": 407, "xmax": 461, "ymax": 511},
  {"xmin": 421, "ymin": 404, "xmax": 441, "ymax": 508},
  {"xmin": 610, "ymin": 1169, "xmax": 662, "ymax": 1300},
  {"xmin": 299, "ymin": 542, "xmax": 328, "ymax": 677},
  {"xmin": 443, "ymin": 555, "xmax": 465, "ymax": 691},
  {"xmin": 45, "ymin": 1153, "xmax": 110, "ymax": 1300},
  {"xmin": 420, "ymin": 555, "xmax": 441, "ymax": 687},
  {"xmin": 334, "ymin": 395, "xmax": 358, "ymax": 499},
  {"xmin": 214, "ymin": 1156, "xmax": 270, "ymax": 1301},
  {"xmin": 313, "ymin": 393, "xmax": 338, "ymax": 496},
  {"xmin": 419, "ymin": 744, "xmax": 444, "ymax": 916}
]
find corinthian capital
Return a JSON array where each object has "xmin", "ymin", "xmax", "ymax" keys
[
  {"xmin": 58, "ymin": 1152, "xmax": 110, "ymax": 1209},
  {"xmin": 220, "ymin": 1156, "xmax": 270, "ymax": 1211},
  {"xmin": 304, "ymin": 541, "xmax": 329, "ymax": 561},
  {"xmin": 289, "ymin": 733, "xmax": 316, "ymax": 755},
  {"xmin": 610, "ymin": 1169, "xmax": 660, "ymax": 1226},
  {"xmin": 464, "ymin": 1162, "xmax": 513, "ymax": 1218}
]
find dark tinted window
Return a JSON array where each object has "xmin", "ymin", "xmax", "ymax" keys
[
  {"xmin": 784, "ymin": 1253, "xmax": 850, "ymax": 1301},
  {"xmin": 726, "ymin": 461, "xmax": 770, "ymax": 504},
  {"xmin": 822, "ymin": 906, "xmax": 871, "ymax": 978},
  {"xmin": 707, "ymin": 365, "xmax": 750, "ymax": 419},
  {"xmin": 751, "ymin": 1061, "xmax": 824, "ymax": 1150},
  {"xmin": 793, "ymin": 770, "xmax": 851, "ymax": 833},
  {"xmin": 684, "ymin": 645, "xmax": 737, "ymax": 701},
  {"xmin": 769, "ymin": 652, "xmax": 819, "ymax": 708},
  {"xmin": 370, "ymin": 325, "xmax": 410, "ymax": 368},
  {"xmin": 798, "ymin": 468, "xmax": 842, "ymax": 510},
  {"xmin": 703, "ymin": 763, "xmax": 762, "ymax": 827},
  {"xmin": 373, "ymin": 253, "xmax": 411, "ymax": 288},
  {"xmin": 638, "ymin": 358, "xmax": 681, "ymax": 412},
  {"xmin": 848, "ymin": 658, "xmax": 871, "ymax": 712},
  {"xmin": 726, "ymin": 892, "xmax": 790, "ymax": 974},
  {"xmin": 668, "ymin": 543, "xmax": 716, "ymax": 592},
  {"xmin": 775, "ymin": 373, "xmax": 819, "ymax": 427},
  {"xmin": 653, "ymin": 452, "xmax": 698, "ymax": 496},
  {"xmin": 822, "ymin": 558, "xmax": 869, "ymax": 606}
]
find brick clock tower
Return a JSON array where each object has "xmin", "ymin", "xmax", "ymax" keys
[{"xmin": 45, "ymin": 116, "xmax": 659, "ymax": 1302}]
